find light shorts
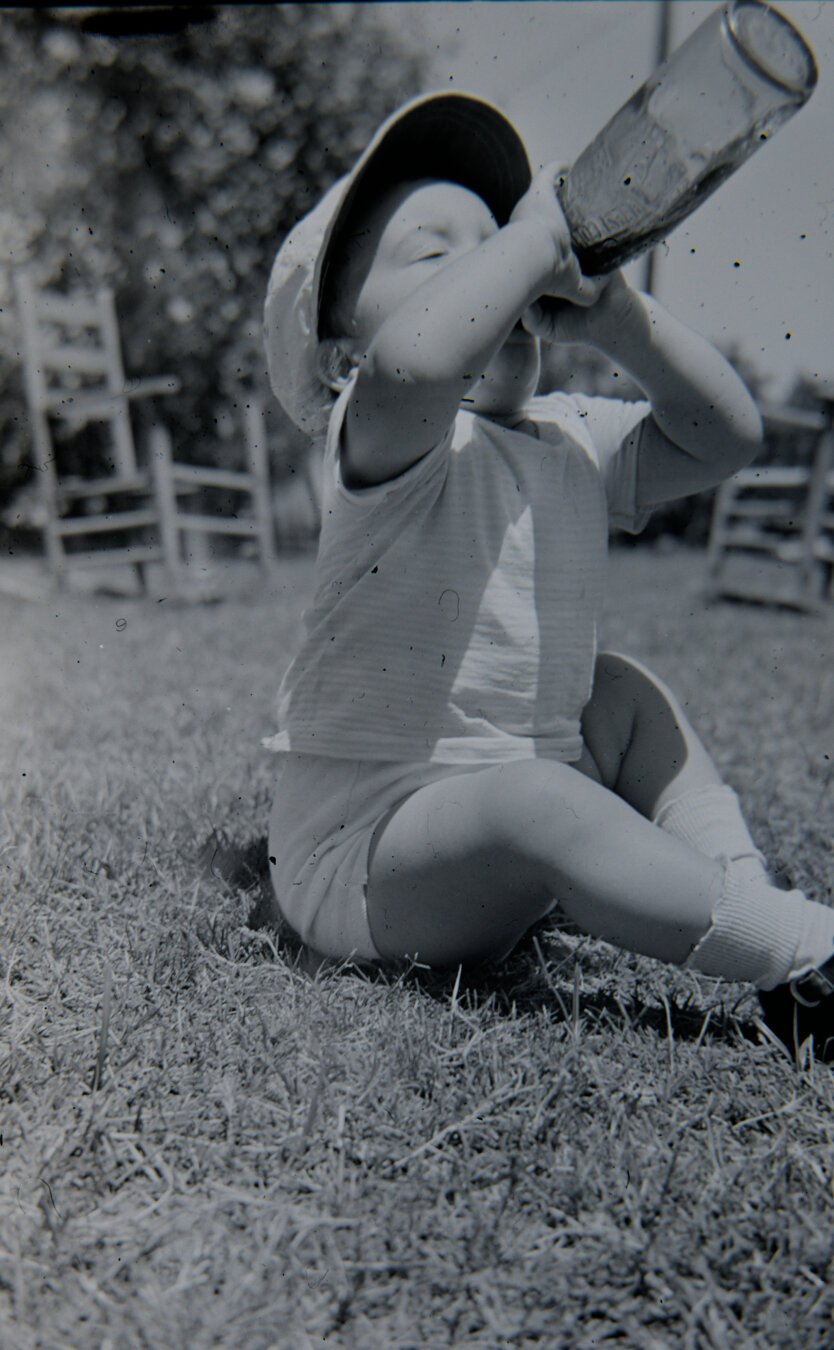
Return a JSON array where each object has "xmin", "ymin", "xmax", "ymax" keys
[{"xmin": 268, "ymin": 753, "xmax": 492, "ymax": 962}]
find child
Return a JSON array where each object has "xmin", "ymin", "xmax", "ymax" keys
[{"xmin": 262, "ymin": 92, "xmax": 834, "ymax": 1060}]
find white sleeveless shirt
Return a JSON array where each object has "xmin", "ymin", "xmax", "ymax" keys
[{"xmin": 265, "ymin": 382, "xmax": 651, "ymax": 764}]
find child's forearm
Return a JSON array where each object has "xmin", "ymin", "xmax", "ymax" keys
[
  {"xmin": 364, "ymin": 220, "xmax": 555, "ymax": 394},
  {"xmin": 588, "ymin": 289, "xmax": 763, "ymax": 467}
]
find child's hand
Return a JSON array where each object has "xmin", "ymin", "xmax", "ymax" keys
[
  {"xmin": 510, "ymin": 163, "xmax": 605, "ymax": 310},
  {"xmin": 522, "ymin": 268, "xmax": 638, "ymax": 348}
]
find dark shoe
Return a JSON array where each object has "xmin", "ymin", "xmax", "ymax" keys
[{"xmin": 759, "ymin": 956, "xmax": 834, "ymax": 1061}]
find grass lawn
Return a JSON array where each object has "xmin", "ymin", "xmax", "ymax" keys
[{"xmin": 2, "ymin": 545, "xmax": 834, "ymax": 1349}]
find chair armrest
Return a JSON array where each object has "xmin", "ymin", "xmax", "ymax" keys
[
  {"xmin": 42, "ymin": 376, "xmax": 181, "ymax": 416},
  {"xmin": 57, "ymin": 472, "xmax": 151, "ymax": 499}
]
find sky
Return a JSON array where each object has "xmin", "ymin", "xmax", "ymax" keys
[{"xmin": 380, "ymin": 1, "xmax": 834, "ymax": 400}]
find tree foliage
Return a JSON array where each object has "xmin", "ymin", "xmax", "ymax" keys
[{"xmin": 0, "ymin": 5, "xmax": 424, "ymax": 511}]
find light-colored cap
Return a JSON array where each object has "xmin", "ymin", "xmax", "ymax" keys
[{"xmin": 263, "ymin": 91, "xmax": 531, "ymax": 437}]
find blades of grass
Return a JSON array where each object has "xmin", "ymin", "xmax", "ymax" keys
[
  {"xmin": 659, "ymin": 988, "xmax": 675, "ymax": 1076},
  {"xmin": 531, "ymin": 935, "xmax": 571, "ymax": 1024},
  {"xmin": 449, "ymin": 963, "xmax": 463, "ymax": 1015},
  {"xmin": 731, "ymin": 1096, "xmax": 798, "ymax": 1132},
  {"xmin": 90, "ymin": 961, "xmax": 113, "ymax": 1093},
  {"xmin": 300, "ymin": 1065, "xmax": 327, "ymax": 1148},
  {"xmin": 694, "ymin": 1007, "xmax": 714, "ymax": 1052},
  {"xmin": 334, "ymin": 1101, "xmax": 346, "ymax": 1207},
  {"xmin": 393, "ymin": 1077, "xmax": 532, "ymax": 1169},
  {"xmin": 642, "ymin": 1136, "xmax": 684, "ymax": 1243}
]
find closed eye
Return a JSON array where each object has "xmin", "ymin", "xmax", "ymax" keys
[{"xmin": 415, "ymin": 251, "xmax": 447, "ymax": 263}]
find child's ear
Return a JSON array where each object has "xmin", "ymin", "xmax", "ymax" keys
[{"xmin": 316, "ymin": 339, "xmax": 357, "ymax": 393}]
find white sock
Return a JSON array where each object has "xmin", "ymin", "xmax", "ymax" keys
[
  {"xmin": 654, "ymin": 784, "xmax": 769, "ymax": 884},
  {"xmin": 685, "ymin": 860, "xmax": 834, "ymax": 990}
]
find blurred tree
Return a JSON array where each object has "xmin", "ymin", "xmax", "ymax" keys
[{"xmin": 0, "ymin": 4, "xmax": 424, "ymax": 521}]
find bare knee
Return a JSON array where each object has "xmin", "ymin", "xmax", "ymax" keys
[
  {"xmin": 595, "ymin": 650, "xmax": 681, "ymax": 710},
  {"xmin": 591, "ymin": 651, "xmax": 669, "ymax": 719},
  {"xmin": 581, "ymin": 653, "xmax": 644, "ymax": 789},
  {"xmin": 586, "ymin": 650, "xmax": 721, "ymax": 815}
]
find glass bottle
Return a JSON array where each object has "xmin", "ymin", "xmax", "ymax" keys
[{"xmin": 557, "ymin": 0, "xmax": 818, "ymax": 275}]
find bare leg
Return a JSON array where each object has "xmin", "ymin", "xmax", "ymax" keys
[
  {"xmin": 367, "ymin": 650, "xmax": 738, "ymax": 968},
  {"xmin": 366, "ymin": 649, "xmax": 834, "ymax": 987},
  {"xmin": 366, "ymin": 756, "xmax": 723, "ymax": 967}
]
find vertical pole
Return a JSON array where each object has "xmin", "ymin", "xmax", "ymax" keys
[
  {"xmin": 244, "ymin": 396, "xmax": 276, "ymax": 572},
  {"xmin": 798, "ymin": 427, "xmax": 834, "ymax": 607},
  {"xmin": 149, "ymin": 422, "xmax": 180, "ymax": 591},
  {"xmin": 643, "ymin": 0, "xmax": 674, "ymax": 295},
  {"xmin": 100, "ymin": 288, "xmax": 137, "ymax": 478}
]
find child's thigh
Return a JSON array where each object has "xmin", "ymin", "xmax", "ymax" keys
[{"xmin": 365, "ymin": 758, "xmax": 588, "ymax": 966}]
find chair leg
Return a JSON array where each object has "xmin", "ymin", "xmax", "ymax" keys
[{"xmin": 149, "ymin": 422, "xmax": 182, "ymax": 594}]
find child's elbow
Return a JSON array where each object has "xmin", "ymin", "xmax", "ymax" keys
[
  {"xmin": 725, "ymin": 401, "xmax": 764, "ymax": 469},
  {"xmin": 368, "ymin": 340, "xmax": 457, "ymax": 395}
]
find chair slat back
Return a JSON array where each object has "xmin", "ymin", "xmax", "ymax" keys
[
  {"xmin": 707, "ymin": 402, "xmax": 834, "ymax": 609},
  {"xmin": 14, "ymin": 271, "xmax": 138, "ymax": 479},
  {"xmin": 37, "ymin": 341, "xmax": 113, "ymax": 378}
]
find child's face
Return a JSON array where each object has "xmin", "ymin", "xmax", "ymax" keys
[{"xmin": 337, "ymin": 179, "xmax": 541, "ymax": 417}]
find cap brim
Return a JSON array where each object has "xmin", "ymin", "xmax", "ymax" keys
[{"xmin": 316, "ymin": 92, "xmax": 531, "ymax": 336}]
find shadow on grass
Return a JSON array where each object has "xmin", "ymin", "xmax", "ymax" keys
[
  {"xmin": 395, "ymin": 931, "xmax": 765, "ymax": 1057},
  {"xmin": 200, "ymin": 831, "xmax": 764, "ymax": 1055}
]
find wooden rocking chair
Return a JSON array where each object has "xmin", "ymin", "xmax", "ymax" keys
[
  {"xmin": 149, "ymin": 397, "xmax": 276, "ymax": 592},
  {"xmin": 14, "ymin": 271, "xmax": 180, "ymax": 589},
  {"xmin": 706, "ymin": 401, "xmax": 834, "ymax": 611}
]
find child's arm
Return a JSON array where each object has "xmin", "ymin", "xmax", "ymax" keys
[
  {"xmin": 344, "ymin": 167, "xmax": 602, "ymax": 486},
  {"xmin": 525, "ymin": 273, "xmax": 763, "ymax": 501}
]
